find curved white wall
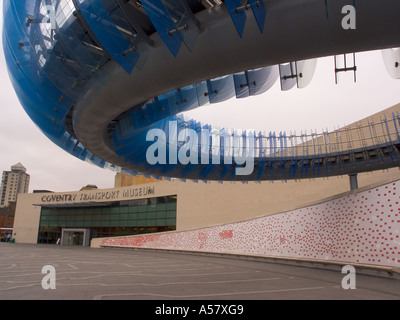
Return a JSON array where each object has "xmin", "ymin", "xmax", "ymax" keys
[{"xmin": 101, "ymin": 180, "xmax": 400, "ymax": 268}]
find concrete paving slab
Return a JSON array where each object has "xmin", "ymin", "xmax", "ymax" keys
[{"xmin": 0, "ymin": 243, "xmax": 399, "ymax": 301}]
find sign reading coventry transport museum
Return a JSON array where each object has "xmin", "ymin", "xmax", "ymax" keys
[{"xmin": 39, "ymin": 186, "xmax": 156, "ymax": 204}]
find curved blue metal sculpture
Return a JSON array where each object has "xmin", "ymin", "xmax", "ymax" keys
[{"xmin": 3, "ymin": 0, "xmax": 400, "ymax": 181}]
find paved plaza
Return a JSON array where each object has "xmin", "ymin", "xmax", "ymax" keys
[{"xmin": 0, "ymin": 243, "xmax": 399, "ymax": 301}]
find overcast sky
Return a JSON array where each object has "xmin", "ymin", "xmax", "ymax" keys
[{"xmin": 1, "ymin": 7, "xmax": 399, "ymax": 193}]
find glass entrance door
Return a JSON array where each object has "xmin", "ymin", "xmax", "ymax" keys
[
  {"xmin": 61, "ymin": 229, "xmax": 90, "ymax": 246},
  {"xmin": 62, "ymin": 231, "xmax": 84, "ymax": 246}
]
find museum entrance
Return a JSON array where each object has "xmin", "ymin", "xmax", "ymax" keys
[{"xmin": 37, "ymin": 195, "xmax": 177, "ymax": 245}]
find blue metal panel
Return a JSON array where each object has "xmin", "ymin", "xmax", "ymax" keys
[
  {"xmin": 153, "ymin": 97, "xmax": 178, "ymax": 125},
  {"xmin": 198, "ymin": 123, "xmax": 214, "ymax": 178},
  {"xmin": 272, "ymin": 132, "xmax": 277, "ymax": 156},
  {"xmin": 248, "ymin": 0, "xmax": 267, "ymax": 33},
  {"xmin": 180, "ymin": 123, "xmax": 199, "ymax": 177},
  {"xmin": 75, "ymin": 0, "xmax": 139, "ymax": 74},
  {"xmin": 383, "ymin": 116, "xmax": 395, "ymax": 161},
  {"xmin": 162, "ymin": 0, "xmax": 200, "ymax": 52},
  {"xmin": 225, "ymin": 0, "xmax": 247, "ymax": 38},
  {"xmin": 233, "ymin": 130, "xmax": 240, "ymax": 161},
  {"xmin": 393, "ymin": 113, "xmax": 400, "ymax": 140},
  {"xmin": 5, "ymin": 4, "xmax": 74, "ymax": 104},
  {"xmin": 194, "ymin": 81, "xmax": 210, "ymax": 106},
  {"xmin": 53, "ymin": 24, "xmax": 99, "ymax": 77},
  {"xmin": 247, "ymin": 66, "xmax": 279, "ymax": 95},
  {"xmin": 140, "ymin": 0, "xmax": 183, "ymax": 57},
  {"xmin": 256, "ymin": 131, "xmax": 266, "ymax": 179},
  {"xmin": 175, "ymin": 86, "xmax": 199, "ymax": 112},
  {"xmin": 206, "ymin": 75, "xmax": 235, "ymax": 103},
  {"xmin": 101, "ymin": 0, "xmax": 149, "ymax": 70},
  {"xmin": 233, "ymin": 72, "xmax": 250, "ymax": 98},
  {"xmin": 279, "ymin": 63, "xmax": 297, "ymax": 91}
]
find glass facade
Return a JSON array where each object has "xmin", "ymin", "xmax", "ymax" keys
[{"xmin": 37, "ymin": 195, "xmax": 177, "ymax": 244}]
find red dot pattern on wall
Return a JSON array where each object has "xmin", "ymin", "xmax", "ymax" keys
[{"xmin": 102, "ymin": 181, "xmax": 400, "ymax": 267}]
